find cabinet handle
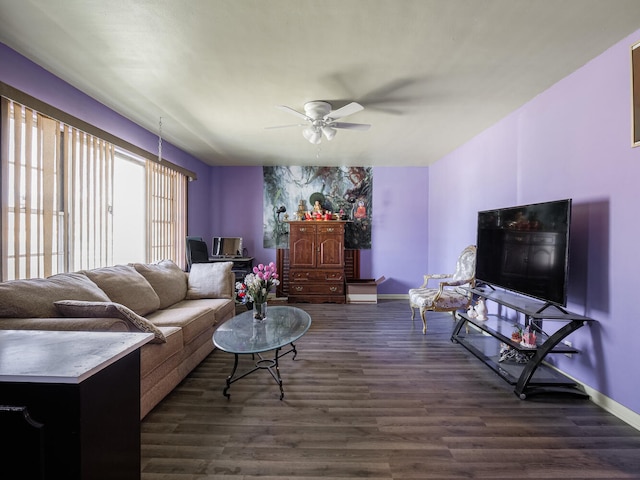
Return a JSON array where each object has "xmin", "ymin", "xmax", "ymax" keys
[
  {"xmin": 299, "ymin": 227, "xmax": 306, "ymax": 232},
  {"xmin": 295, "ymin": 286, "xmax": 303, "ymax": 291},
  {"xmin": 330, "ymin": 286, "xmax": 337, "ymax": 292},
  {"xmin": 326, "ymin": 227, "xmax": 334, "ymax": 232}
]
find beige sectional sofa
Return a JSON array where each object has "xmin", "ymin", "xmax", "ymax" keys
[{"xmin": 0, "ymin": 260, "xmax": 236, "ymax": 418}]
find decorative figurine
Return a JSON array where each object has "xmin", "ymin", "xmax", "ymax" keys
[
  {"xmin": 474, "ymin": 298, "xmax": 488, "ymax": 320},
  {"xmin": 297, "ymin": 199, "xmax": 307, "ymax": 220},
  {"xmin": 354, "ymin": 200, "xmax": 367, "ymax": 219},
  {"xmin": 521, "ymin": 326, "xmax": 537, "ymax": 347}
]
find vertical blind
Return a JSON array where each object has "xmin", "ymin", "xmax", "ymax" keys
[
  {"xmin": 1, "ymin": 96, "xmax": 188, "ymax": 280},
  {"xmin": 146, "ymin": 160, "xmax": 187, "ymax": 266},
  {"xmin": 64, "ymin": 125, "xmax": 115, "ymax": 272}
]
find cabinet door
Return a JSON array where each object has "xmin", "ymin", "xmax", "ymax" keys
[
  {"xmin": 290, "ymin": 224, "xmax": 316, "ymax": 268},
  {"xmin": 317, "ymin": 224, "xmax": 344, "ymax": 268}
]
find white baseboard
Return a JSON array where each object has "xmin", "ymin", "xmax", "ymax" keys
[{"xmin": 544, "ymin": 363, "xmax": 640, "ymax": 431}]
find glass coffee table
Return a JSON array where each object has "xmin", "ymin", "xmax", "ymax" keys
[{"xmin": 212, "ymin": 306, "xmax": 312, "ymax": 400}]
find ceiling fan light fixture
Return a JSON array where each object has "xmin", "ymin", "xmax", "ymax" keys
[
  {"xmin": 274, "ymin": 101, "xmax": 368, "ymax": 145},
  {"xmin": 322, "ymin": 126, "xmax": 336, "ymax": 141},
  {"xmin": 302, "ymin": 126, "xmax": 322, "ymax": 144}
]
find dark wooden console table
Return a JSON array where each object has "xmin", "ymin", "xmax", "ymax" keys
[
  {"xmin": 0, "ymin": 330, "xmax": 153, "ymax": 479},
  {"xmin": 451, "ymin": 287, "xmax": 593, "ymax": 399}
]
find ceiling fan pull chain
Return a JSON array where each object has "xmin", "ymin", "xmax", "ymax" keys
[{"xmin": 158, "ymin": 116, "xmax": 163, "ymax": 163}]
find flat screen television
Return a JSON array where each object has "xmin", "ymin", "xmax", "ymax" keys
[
  {"xmin": 211, "ymin": 237, "xmax": 243, "ymax": 257},
  {"xmin": 475, "ymin": 199, "xmax": 572, "ymax": 307}
]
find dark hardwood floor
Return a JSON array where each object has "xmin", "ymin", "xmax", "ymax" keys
[{"xmin": 141, "ymin": 300, "xmax": 640, "ymax": 479}]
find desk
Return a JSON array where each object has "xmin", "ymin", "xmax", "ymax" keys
[{"xmin": 0, "ymin": 330, "xmax": 153, "ymax": 479}]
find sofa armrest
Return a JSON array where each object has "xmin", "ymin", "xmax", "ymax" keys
[{"xmin": 0, "ymin": 316, "xmax": 133, "ymax": 332}]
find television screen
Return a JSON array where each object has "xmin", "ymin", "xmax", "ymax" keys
[{"xmin": 475, "ymin": 199, "xmax": 572, "ymax": 307}]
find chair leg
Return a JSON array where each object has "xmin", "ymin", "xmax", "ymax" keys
[
  {"xmin": 420, "ymin": 308, "xmax": 427, "ymax": 334},
  {"xmin": 410, "ymin": 305, "xmax": 415, "ymax": 321}
]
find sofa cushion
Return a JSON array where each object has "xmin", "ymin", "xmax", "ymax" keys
[
  {"xmin": 83, "ymin": 265, "xmax": 160, "ymax": 316},
  {"xmin": 169, "ymin": 298, "xmax": 236, "ymax": 326},
  {"xmin": 146, "ymin": 304, "xmax": 216, "ymax": 345},
  {"xmin": 186, "ymin": 262, "xmax": 233, "ymax": 299},
  {"xmin": 54, "ymin": 300, "xmax": 166, "ymax": 343},
  {"xmin": 131, "ymin": 260, "xmax": 187, "ymax": 309},
  {"xmin": 0, "ymin": 272, "xmax": 110, "ymax": 318}
]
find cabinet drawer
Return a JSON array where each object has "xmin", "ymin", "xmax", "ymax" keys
[
  {"xmin": 289, "ymin": 283, "xmax": 345, "ymax": 295},
  {"xmin": 318, "ymin": 224, "xmax": 345, "ymax": 235},
  {"xmin": 290, "ymin": 224, "xmax": 317, "ymax": 235},
  {"xmin": 290, "ymin": 270, "xmax": 344, "ymax": 282}
]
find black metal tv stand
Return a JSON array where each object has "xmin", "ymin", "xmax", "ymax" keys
[{"xmin": 451, "ymin": 286, "xmax": 593, "ymax": 399}]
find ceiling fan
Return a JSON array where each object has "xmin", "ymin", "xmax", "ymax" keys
[{"xmin": 267, "ymin": 101, "xmax": 371, "ymax": 144}]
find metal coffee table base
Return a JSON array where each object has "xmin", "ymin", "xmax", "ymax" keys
[{"xmin": 223, "ymin": 342, "xmax": 298, "ymax": 400}]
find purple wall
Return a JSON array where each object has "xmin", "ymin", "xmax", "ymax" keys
[
  {"xmin": 209, "ymin": 166, "xmax": 429, "ymax": 294},
  {"xmin": 428, "ymin": 29, "xmax": 640, "ymax": 415},
  {"xmin": 0, "ymin": 43, "xmax": 213, "ymax": 237}
]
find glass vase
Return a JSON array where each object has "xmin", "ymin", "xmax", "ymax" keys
[{"xmin": 253, "ymin": 302, "xmax": 267, "ymax": 321}]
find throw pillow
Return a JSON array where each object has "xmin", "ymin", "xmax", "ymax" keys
[
  {"xmin": 0, "ymin": 272, "xmax": 111, "ymax": 318},
  {"xmin": 54, "ymin": 300, "xmax": 166, "ymax": 343},
  {"xmin": 131, "ymin": 260, "xmax": 187, "ymax": 309},
  {"xmin": 83, "ymin": 265, "xmax": 160, "ymax": 316},
  {"xmin": 186, "ymin": 262, "xmax": 233, "ymax": 299}
]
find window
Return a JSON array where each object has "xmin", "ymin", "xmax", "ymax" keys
[
  {"xmin": 112, "ymin": 150, "xmax": 145, "ymax": 265},
  {"xmin": 1, "ymin": 96, "xmax": 189, "ymax": 281}
]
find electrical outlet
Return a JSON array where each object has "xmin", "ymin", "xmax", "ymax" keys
[{"xmin": 563, "ymin": 340, "xmax": 572, "ymax": 358}]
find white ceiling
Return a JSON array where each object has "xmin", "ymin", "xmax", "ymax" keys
[{"xmin": 1, "ymin": 1, "xmax": 640, "ymax": 167}]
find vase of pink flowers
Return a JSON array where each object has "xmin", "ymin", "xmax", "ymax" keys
[{"xmin": 235, "ymin": 262, "xmax": 279, "ymax": 321}]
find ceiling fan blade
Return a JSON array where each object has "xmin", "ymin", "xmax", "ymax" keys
[
  {"xmin": 276, "ymin": 105, "xmax": 309, "ymax": 121},
  {"xmin": 265, "ymin": 123, "xmax": 306, "ymax": 129},
  {"xmin": 330, "ymin": 122, "xmax": 371, "ymax": 131},
  {"xmin": 326, "ymin": 102, "xmax": 364, "ymax": 120}
]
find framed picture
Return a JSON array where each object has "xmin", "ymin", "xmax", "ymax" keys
[
  {"xmin": 262, "ymin": 166, "xmax": 373, "ymax": 249},
  {"xmin": 631, "ymin": 40, "xmax": 640, "ymax": 147}
]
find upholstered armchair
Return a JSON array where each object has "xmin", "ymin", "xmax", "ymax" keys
[{"xmin": 408, "ymin": 245, "xmax": 477, "ymax": 334}]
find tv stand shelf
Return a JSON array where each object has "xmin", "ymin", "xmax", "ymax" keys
[{"xmin": 451, "ymin": 286, "xmax": 593, "ymax": 399}]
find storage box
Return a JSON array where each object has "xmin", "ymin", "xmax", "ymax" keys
[{"xmin": 346, "ymin": 276, "xmax": 386, "ymax": 304}]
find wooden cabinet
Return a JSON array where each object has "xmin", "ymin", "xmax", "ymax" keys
[
  {"xmin": 276, "ymin": 248, "xmax": 360, "ymax": 298},
  {"xmin": 287, "ymin": 221, "xmax": 347, "ymax": 303}
]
